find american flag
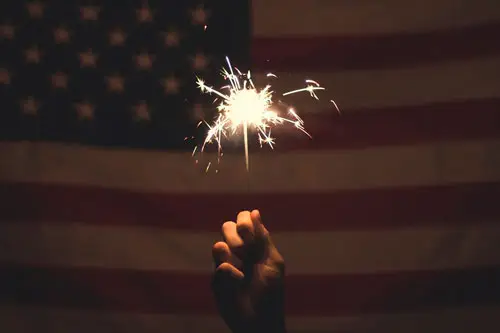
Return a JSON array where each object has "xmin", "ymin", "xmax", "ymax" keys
[{"xmin": 1, "ymin": 1, "xmax": 500, "ymax": 332}]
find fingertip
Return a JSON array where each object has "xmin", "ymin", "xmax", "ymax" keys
[
  {"xmin": 213, "ymin": 241, "xmax": 229, "ymax": 251},
  {"xmin": 221, "ymin": 221, "xmax": 236, "ymax": 240},
  {"xmin": 236, "ymin": 212, "xmax": 254, "ymax": 242},
  {"xmin": 222, "ymin": 221, "xmax": 243, "ymax": 248},
  {"xmin": 236, "ymin": 221, "xmax": 254, "ymax": 240},
  {"xmin": 250, "ymin": 209, "xmax": 261, "ymax": 223},
  {"xmin": 222, "ymin": 221, "xmax": 235, "ymax": 232},
  {"xmin": 236, "ymin": 210, "xmax": 251, "ymax": 223},
  {"xmin": 251, "ymin": 209, "xmax": 268, "ymax": 232},
  {"xmin": 212, "ymin": 241, "xmax": 229, "ymax": 267}
]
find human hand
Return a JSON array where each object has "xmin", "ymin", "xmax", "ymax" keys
[{"xmin": 211, "ymin": 210, "xmax": 286, "ymax": 333}]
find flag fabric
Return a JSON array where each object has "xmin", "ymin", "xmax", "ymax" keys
[
  {"xmin": 1, "ymin": 1, "xmax": 500, "ymax": 332},
  {"xmin": 0, "ymin": 0, "xmax": 250, "ymax": 148}
]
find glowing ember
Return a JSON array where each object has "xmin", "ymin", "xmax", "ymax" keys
[{"xmin": 194, "ymin": 57, "xmax": 337, "ymax": 172}]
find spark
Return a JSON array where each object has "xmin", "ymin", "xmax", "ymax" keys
[
  {"xmin": 330, "ymin": 99, "xmax": 341, "ymax": 114},
  {"xmin": 195, "ymin": 56, "xmax": 326, "ymax": 172},
  {"xmin": 282, "ymin": 79, "xmax": 325, "ymax": 100}
]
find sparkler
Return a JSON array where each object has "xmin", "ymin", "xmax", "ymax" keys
[{"xmin": 194, "ymin": 56, "xmax": 337, "ymax": 172}]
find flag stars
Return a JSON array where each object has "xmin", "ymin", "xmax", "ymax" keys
[
  {"xmin": 134, "ymin": 101, "xmax": 150, "ymax": 121},
  {"xmin": 25, "ymin": 46, "xmax": 42, "ymax": 64},
  {"xmin": 162, "ymin": 76, "xmax": 180, "ymax": 94},
  {"xmin": 135, "ymin": 51, "xmax": 154, "ymax": 70},
  {"xmin": 191, "ymin": 53, "xmax": 208, "ymax": 70},
  {"xmin": 191, "ymin": 6, "xmax": 210, "ymax": 25},
  {"xmin": 75, "ymin": 101, "xmax": 94, "ymax": 120},
  {"xmin": 51, "ymin": 72, "xmax": 68, "ymax": 89},
  {"xmin": 191, "ymin": 103, "xmax": 204, "ymax": 120},
  {"xmin": 105, "ymin": 74, "xmax": 124, "ymax": 93},
  {"xmin": 136, "ymin": 4, "xmax": 153, "ymax": 23},
  {"xmin": 21, "ymin": 97, "xmax": 39, "ymax": 115},
  {"xmin": 109, "ymin": 28, "xmax": 127, "ymax": 46},
  {"xmin": 26, "ymin": 1, "xmax": 44, "ymax": 19},
  {"xmin": 0, "ymin": 68, "xmax": 11, "ymax": 85},
  {"xmin": 79, "ymin": 49, "xmax": 97, "ymax": 68},
  {"xmin": 163, "ymin": 30, "xmax": 180, "ymax": 47},
  {"xmin": 54, "ymin": 27, "xmax": 70, "ymax": 44},
  {"xmin": 80, "ymin": 6, "xmax": 100, "ymax": 21},
  {"xmin": 1, "ymin": 23, "xmax": 15, "ymax": 40}
]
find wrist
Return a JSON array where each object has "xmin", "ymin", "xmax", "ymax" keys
[
  {"xmin": 234, "ymin": 329, "xmax": 285, "ymax": 333},
  {"xmin": 235, "ymin": 320, "xmax": 286, "ymax": 333}
]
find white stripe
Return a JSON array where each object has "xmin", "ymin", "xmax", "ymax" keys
[
  {"xmin": 1, "ymin": 141, "xmax": 499, "ymax": 193},
  {"xmin": 1, "ymin": 305, "xmax": 499, "ymax": 333},
  {"xmin": 254, "ymin": 56, "xmax": 500, "ymax": 111},
  {"xmin": 253, "ymin": 0, "xmax": 500, "ymax": 36},
  {"xmin": 1, "ymin": 222, "xmax": 500, "ymax": 274}
]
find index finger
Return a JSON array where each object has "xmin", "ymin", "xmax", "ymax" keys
[
  {"xmin": 250, "ymin": 209, "xmax": 269, "ymax": 243},
  {"xmin": 236, "ymin": 211, "xmax": 255, "ymax": 244}
]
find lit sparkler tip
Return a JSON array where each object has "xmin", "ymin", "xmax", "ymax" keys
[{"xmin": 194, "ymin": 57, "xmax": 327, "ymax": 172}]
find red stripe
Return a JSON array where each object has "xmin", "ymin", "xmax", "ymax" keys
[
  {"xmin": 1, "ymin": 264, "xmax": 499, "ymax": 315},
  {"xmin": 252, "ymin": 22, "xmax": 500, "ymax": 71},
  {"xmin": 265, "ymin": 98, "xmax": 500, "ymax": 151},
  {"xmin": 1, "ymin": 182, "xmax": 499, "ymax": 232},
  {"xmin": 2, "ymin": 99, "xmax": 499, "ymax": 151}
]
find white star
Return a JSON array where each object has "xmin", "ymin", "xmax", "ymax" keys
[
  {"xmin": 163, "ymin": 30, "xmax": 180, "ymax": 47},
  {"xmin": 79, "ymin": 49, "xmax": 97, "ymax": 68},
  {"xmin": 105, "ymin": 74, "xmax": 124, "ymax": 93},
  {"xmin": 25, "ymin": 46, "xmax": 42, "ymax": 64},
  {"xmin": 191, "ymin": 53, "xmax": 208, "ymax": 70},
  {"xmin": 135, "ymin": 51, "xmax": 154, "ymax": 70},
  {"xmin": 54, "ymin": 26, "xmax": 70, "ymax": 44},
  {"xmin": 191, "ymin": 103, "xmax": 205, "ymax": 120},
  {"xmin": 136, "ymin": 4, "xmax": 153, "ymax": 23},
  {"xmin": 134, "ymin": 101, "xmax": 150, "ymax": 121},
  {"xmin": 109, "ymin": 28, "xmax": 127, "ymax": 46},
  {"xmin": 75, "ymin": 101, "xmax": 94, "ymax": 120},
  {"xmin": 51, "ymin": 72, "xmax": 67, "ymax": 89},
  {"xmin": 191, "ymin": 6, "xmax": 210, "ymax": 25},
  {"xmin": 80, "ymin": 6, "xmax": 100, "ymax": 21},
  {"xmin": 0, "ymin": 68, "xmax": 11, "ymax": 85},
  {"xmin": 26, "ymin": 1, "xmax": 44, "ymax": 19},
  {"xmin": 21, "ymin": 97, "xmax": 39, "ymax": 115},
  {"xmin": 162, "ymin": 76, "xmax": 180, "ymax": 94},
  {"xmin": 1, "ymin": 23, "xmax": 15, "ymax": 40}
]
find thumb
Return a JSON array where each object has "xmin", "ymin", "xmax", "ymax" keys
[
  {"xmin": 212, "ymin": 263, "xmax": 244, "ymax": 324},
  {"xmin": 212, "ymin": 262, "xmax": 244, "ymax": 297},
  {"xmin": 214, "ymin": 262, "xmax": 244, "ymax": 282}
]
